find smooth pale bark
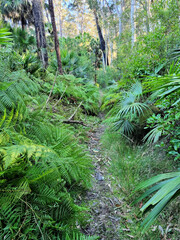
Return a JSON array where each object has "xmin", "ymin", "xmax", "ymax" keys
[
  {"xmin": 32, "ymin": 0, "xmax": 48, "ymax": 68},
  {"xmin": 145, "ymin": 0, "xmax": 150, "ymax": 33},
  {"xmin": 59, "ymin": 0, "xmax": 63, "ymax": 37},
  {"xmin": 131, "ymin": 0, "xmax": 135, "ymax": 47},
  {"xmin": 45, "ymin": 7, "xmax": 51, "ymax": 24},
  {"xmin": 114, "ymin": 0, "xmax": 123, "ymax": 37},
  {"xmin": 80, "ymin": 4, "xmax": 85, "ymax": 34},
  {"xmin": 48, "ymin": 0, "xmax": 63, "ymax": 74}
]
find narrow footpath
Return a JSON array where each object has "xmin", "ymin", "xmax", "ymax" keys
[{"xmin": 82, "ymin": 124, "xmax": 122, "ymax": 240}]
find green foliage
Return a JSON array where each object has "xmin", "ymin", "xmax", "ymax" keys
[
  {"xmin": 101, "ymin": 130, "xmax": 174, "ymax": 193},
  {"xmin": 105, "ymin": 47, "xmax": 180, "ymax": 235},
  {"xmin": 0, "ymin": 69, "xmax": 39, "ymax": 113},
  {"xmin": 97, "ymin": 66, "xmax": 120, "ymax": 88},
  {"xmin": 49, "ymin": 34, "xmax": 97, "ymax": 81},
  {"xmin": 0, "ymin": 28, "xmax": 12, "ymax": 45},
  {"xmin": 144, "ymin": 74, "xmax": 180, "ymax": 106},
  {"xmin": 142, "ymin": 67, "xmax": 180, "ymax": 160},
  {"xmin": 0, "ymin": 50, "xmax": 94, "ymax": 239},
  {"xmin": 135, "ymin": 171, "xmax": 180, "ymax": 232},
  {"xmin": 65, "ymin": 233, "xmax": 99, "ymax": 240},
  {"xmin": 0, "ymin": 47, "xmax": 41, "ymax": 74},
  {"xmin": 115, "ymin": 0, "xmax": 180, "ymax": 81},
  {"xmin": 0, "ymin": 122, "xmax": 92, "ymax": 238},
  {"xmin": 101, "ymin": 130, "xmax": 178, "ymax": 239},
  {"xmin": 12, "ymin": 27, "xmax": 35, "ymax": 52},
  {"xmin": 104, "ymin": 82, "xmax": 151, "ymax": 140},
  {"xmin": 44, "ymin": 73, "xmax": 100, "ymax": 115},
  {"xmin": 22, "ymin": 52, "xmax": 41, "ymax": 74}
]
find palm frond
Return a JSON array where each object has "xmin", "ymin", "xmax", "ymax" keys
[
  {"xmin": 105, "ymin": 82, "xmax": 151, "ymax": 138},
  {"xmin": 0, "ymin": 28, "xmax": 12, "ymax": 45},
  {"xmin": 135, "ymin": 171, "xmax": 180, "ymax": 232},
  {"xmin": 143, "ymin": 124, "xmax": 164, "ymax": 144}
]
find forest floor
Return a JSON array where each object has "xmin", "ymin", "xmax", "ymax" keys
[
  {"xmin": 80, "ymin": 121, "xmax": 180, "ymax": 240},
  {"xmin": 81, "ymin": 122, "xmax": 123, "ymax": 240}
]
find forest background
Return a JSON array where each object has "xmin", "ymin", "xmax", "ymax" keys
[{"xmin": 0, "ymin": 0, "xmax": 180, "ymax": 239}]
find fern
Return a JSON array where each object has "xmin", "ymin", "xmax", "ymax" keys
[
  {"xmin": 0, "ymin": 53, "xmax": 94, "ymax": 238},
  {"xmin": 0, "ymin": 70, "xmax": 40, "ymax": 114},
  {"xmin": 43, "ymin": 73, "xmax": 100, "ymax": 115},
  {"xmin": 0, "ymin": 118, "xmax": 92, "ymax": 238}
]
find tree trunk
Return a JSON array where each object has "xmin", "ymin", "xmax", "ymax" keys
[
  {"xmin": 45, "ymin": 7, "xmax": 51, "ymax": 24},
  {"xmin": 145, "ymin": 0, "xmax": 150, "ymax": 33},
  {"xmin": 32, "ymin": 0, "xmax": 48, "ymax": 68},
  {"xmin": 34, "ymin": 20, "xmax": 41, "ymax": 59},
  {"xmin": 94, "ymin": 10, "xmax": 109, "ymax": 66},
  {"xmin": 131, "ymin": 0, "xmax": 135, "ymax": 47},
  {"xmin": 114, "ymin": 0, "xmax": 123, "ymax": 37},
  {"xmin": 20, "ymin": 14, "xmax": 26, "ymax": 30},
  {"xmin": 59, "ymin": 15, "xmax": 63, "ymax": 37},
  {"xmin": 48, "ymin": 0, "xmax": 63, "ymax": 74},
  {"xmin": 57, "ymin": 0, "xmax": 63, "ymax": 37}
]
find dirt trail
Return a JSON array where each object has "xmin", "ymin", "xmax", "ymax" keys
[{"xmin": 82, "ymin": 124, "xmax": 122, "ymax": 240}]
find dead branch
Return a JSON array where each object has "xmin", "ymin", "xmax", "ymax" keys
[
  {"xmin": 43, "ymin": 71, "xmax": 58, "ymax": 111},
  {"xmin": 53, "ymin": 85, "xmax": 67, "ymax": 108},
  {"xmin": 62, "ymin": 120, "xmax": 88, "ymax": 126},
  {"xmin": 68, "ymin": 101, "xmax": 83, "ymax": 121}
]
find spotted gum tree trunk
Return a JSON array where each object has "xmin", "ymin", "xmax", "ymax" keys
[
  {"xmin": 48, "ymin": 0, "xmax": 63, "ymax": 74},
  {"xmin": 114, "ymin": 0, "xmax": 123, "ymax": 37},
  {"xmin": 32, "ymin": 0, "xmax": 48, "ymax": 68},
  {"xmin": 131, "ymin": 0, "xmax": 135, "ymax": 47}
]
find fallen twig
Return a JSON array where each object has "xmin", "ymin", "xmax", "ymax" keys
[
  {"xmin": 42, "ymin": 71, "xmax": 58, "ymax": 111},
  {"xmin": 53, "ymin": 85, "xmax": 67, "ymax": 108},
  {"xmin": 62, "ymin": 120, "xmax": 88, "ymax": 126},
  {"xmin": 68, "ymin": 101, "xmax": 83, "ymax": 121}
]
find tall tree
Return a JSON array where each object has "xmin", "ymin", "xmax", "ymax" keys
[
  {"xmin": 32, "ymin": 0, "xmax": 48, "ymax": 68},
  {"xmin": 57, "ymin": 0, "xmax": 63, "ymax": 37},
  {"xmin": 87, "ymin": 0, "xmax": 109, "ymax": 66},
  {"xmin": 114, "ymin": 0, "xmax": 123, "ymax": 37},
  {"xmin": 48, "ymin": 0, "xmax": 63, "ymax": 74},
  {"xmin": 94, "ymin": 10, "xmax": 107, "ymax": 65},
  {"xmin": 145, "ymin": 0, "xmax": 150, "ymax": 33},
  {"xmin": 131, "ymin": 0, "xmax": 135, "ymax": 47}
]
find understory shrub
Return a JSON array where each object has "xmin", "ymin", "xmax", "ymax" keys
[{"xmin": 43, "ymin": 73, "xmax": 100, "ymax": 115}]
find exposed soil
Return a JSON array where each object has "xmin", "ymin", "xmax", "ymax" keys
[{"xmin": 82, "ymin": 124, "xmax": 122, "ymax": 240}]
